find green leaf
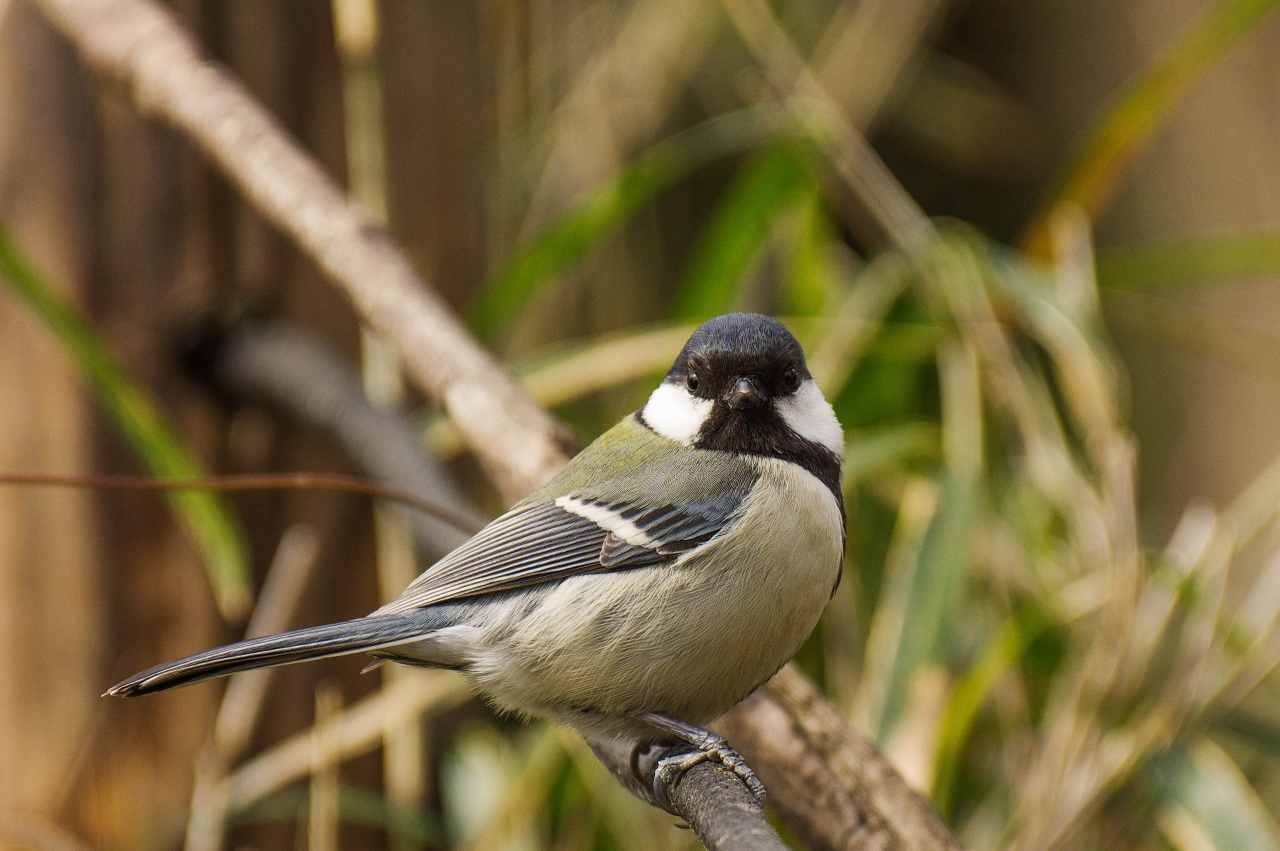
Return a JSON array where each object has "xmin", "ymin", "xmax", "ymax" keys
[
  {"xmin": 1023, "ymin": 0, "xmax": 1280, "ymax": 255},
  {"xmin": 869, "ymin": 341, "xmax": 982, "ymax": 742},
  {"xmin": 469, "ymin": 109, "xmax": 781, "ymax": 337},
  {"xmin": 674, "ymin": 145, "xmax": 814, "ymax": 319},
  {"xmin": 1098, "ymin": 230, "xmax": 1280, "ymax": 290},
  {"xmin": 0, "ymin": 227, "xmax": 251, "ymax": 618},
  {"xmin": 1148, "ymin": 740, "xmax": 1280, "ymax": 851}
]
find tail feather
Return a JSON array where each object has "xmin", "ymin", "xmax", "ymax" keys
[{"xmin": 104, "ymin": 612, "xmax": 445, "ymax": 697}]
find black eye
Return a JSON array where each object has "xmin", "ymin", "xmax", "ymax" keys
[
  {"xmin": 686, "ymin": 373, "xmax": 700, "ymax": 393},
  {"xmin": 781, "ymin": 368, "xmax": 801, "ymax": 393}
]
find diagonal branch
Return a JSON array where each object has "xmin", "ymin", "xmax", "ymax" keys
[
  {"xmin": 32, "ymin": 0, "xmax": 571, "ymax": 503},
  {"xmin": 33, "ymin": 1, "xmax": 961, "ymax": 848}
]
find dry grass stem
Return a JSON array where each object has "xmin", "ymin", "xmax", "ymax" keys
[
  {"xmin": 185, "ymin": 525, "xmax": 322, "ymax": 851},
  {"xmin": 214, "ymin": 525, "xmax": 323, "ymax": 759},
  {"xmin": 720, "ymin": 0, "xmax": 934, "ymax": 251},
  {"xmin": 309, "ymin": 684, "xmax": 342, "ymax": 851},
  {"xmin": 222, "ymin": 674, "xmax": 469, "ymax": 813}
]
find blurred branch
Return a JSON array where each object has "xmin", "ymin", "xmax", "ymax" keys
[
  {"xmin": 207, "ymin": 322, "xmax": 484, "ymax": 558},
  {"xmin": 35, "ymin": 0, "xmax": 960, "ymax": 847},
  {"xmin": 720, "ymin": 668, "xmax": 961, "ymax": 851},
  {"xmin": 32, "ymin": 0, "xmax": 570, "ymax": 503}
]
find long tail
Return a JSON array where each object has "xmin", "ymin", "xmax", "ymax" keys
[{"xmin": 104, "ymin": 610, "xmax": 449, "ymax": 697}]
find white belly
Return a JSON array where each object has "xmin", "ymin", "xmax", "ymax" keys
[{"xmin": 465, "ymin": 457, "xmax": 844, "ymax": 729}]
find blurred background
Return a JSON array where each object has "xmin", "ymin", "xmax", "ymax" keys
[{"xmin": 4, "ymin": 0, "xmax": 1280, "ymax": 848}]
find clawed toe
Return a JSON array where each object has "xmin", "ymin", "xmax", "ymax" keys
[
  {"xmin": 639, "ymin": 712, "xmax": 768, "ymax": 808},
  {"xmin": 650, "ymin": 741, "xmax": 767, "ymax": 809},
  {"xmin": 652, "ymin": 747, "xmax": 710, "ymax": 809}
]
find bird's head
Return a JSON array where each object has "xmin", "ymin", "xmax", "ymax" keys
[{"xmin": 640, "ymin": 313, "xmax": 843, "ymax": 462}]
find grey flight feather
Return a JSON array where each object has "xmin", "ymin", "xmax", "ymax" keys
[
  {"xmin": 375, "ymin": 484, "xmax": 752, "ymax": 614},
  {"xmin": 104, "ymin": 608, "xmax": 459, "ymax": 697}
]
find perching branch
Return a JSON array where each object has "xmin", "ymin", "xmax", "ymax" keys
[
  {"xmin": 33, "ymin": 1, "xmax": 961, "ymax": 848},
  {"xmin": 588, "ymin": 736, "xmax": 787, "ymax": 851},
  {"xmin": 720, "ymin": 668, "xmax": 962, "ymax": 851}
]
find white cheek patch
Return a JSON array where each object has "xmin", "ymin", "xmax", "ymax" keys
[
  {"xmin": 641, "ymin": 381, "xmax": 713, "ymax": 445},
  {"xmin": 775, "ymin": 379, "xmax": 844, "ymax": 455}
]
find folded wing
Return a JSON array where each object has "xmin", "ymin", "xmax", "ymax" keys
[{"xmin": 375, "ymin": 488, "xmax": 750, "ymax": 614}]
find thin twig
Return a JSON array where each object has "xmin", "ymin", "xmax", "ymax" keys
[
  {"xmin": 330, "ymin": 0, "xmax": 428, "ymax": 831},
  {"xmin": 0, "ymin": 471, "xmax": 483, "ymax": 538}
]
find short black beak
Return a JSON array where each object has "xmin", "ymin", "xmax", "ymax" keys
[{"xmin": 725, "ymin": 376, "xmax": 768, "ymax": 410}]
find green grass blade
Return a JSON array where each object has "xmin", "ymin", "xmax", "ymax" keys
[
  {"xmin": 931, "ymin": 607, "xmax": 1050, "ymax": 815},
  {"xmin": 1148, "ymin": 740, "xmax": 1280, "ymax": 850},
  {"xmin": 871, "ymin": 341, "xmax": 982, "ymax": 742},
  {"xmin": 0, "ymin": 227, "xmax": 251, "ymax": 618},
  {"xmin": 1023, "ymin": 0, "xmax": 1280, "ymax": 255},
  {"xmin": 469, "ymin": 109, "xmax": 781, "ymax": 338},
  {"xmin": 1215, "ymin": 709, "xmax": 1280, "ymax": 759},
  {"xmin": 872, "ymin": 471, "xmax": 977, "ymax": 742},
  {"xmin": 674, "ymin": 145, "xmax": 813, "ymax": 319},
  {"xmin": 1098, "ymin": 230, "xmax": 1280, "ymax": 290},
  {"xmin": 841, "ymin": 423, "xmax": 939, "ymax": 485},
  {"xmin": 780, "ymin": 196, "xmax": 848, "ymax": 316}
]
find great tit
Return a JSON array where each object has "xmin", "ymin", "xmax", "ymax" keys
[{"xmin": 106, "ymin": 313, "xmax": 845, "ymax": 800}]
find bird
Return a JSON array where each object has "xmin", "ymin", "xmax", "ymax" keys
[{"xmin": 105, "ymin": 312, "xmax": 845, "ymax": 802}]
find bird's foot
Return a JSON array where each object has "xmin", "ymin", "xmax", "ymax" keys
[
  {"xmin": 640, "ymin": 712, "xmax": 767, "ymax": 808},
  {"xmin": 651, "ymin": 741, "xmax": 767, "ymax": 808}
]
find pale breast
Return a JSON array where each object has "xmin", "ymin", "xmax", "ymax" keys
[{"xmin": 469, "ymin": 456, "xmax": 844, "ymax": 726}]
